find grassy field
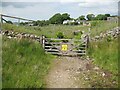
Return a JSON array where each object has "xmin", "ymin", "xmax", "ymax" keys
[
  {"xmin": 2, "ymin": 20, "xmax": 118, "ymax": 38},
  {"xmin": 0, "ymin": 34, "xmax": 2, "ymax": 89},
  {"xmin": 87, "ymin": 38, "xmax": 118, "ymax": 83},
  {"xmin": 88, "ymin": 38, "xmax": 118, "ymax": 74},
  {"xmin": 89, "ymin": 20, "xmax": 118, "ymax": 37},
  {"xmin": 2, "ymin": 36, "xmax": 55, "ymax": 88},
  {"xmin": 2, "ymin": 23, "xmax": 89, "ymax": 38},
  {"xmin": 2, "ymin": 20, "xmax": 119, "ymax": 88}
]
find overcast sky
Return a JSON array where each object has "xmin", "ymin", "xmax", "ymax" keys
[{"xmin": 1, "ymin": 0, "xmax": 119, "ymax": 21}]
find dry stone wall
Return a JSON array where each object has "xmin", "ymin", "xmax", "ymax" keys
[
  {"xmin": 1, "ymin": 26, "xmax": 120, "ymax": 44},
  {"xmin": 1, "ymin": 30, "xmax": 43, "ymax": 44},
  {"xmin": 91, "ymin": 27, "xmax": 120, "ymax": 41}
]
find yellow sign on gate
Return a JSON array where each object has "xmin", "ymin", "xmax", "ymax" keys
[{"xmin": 61, "ymin": 44, "xmax": 68, "ymax": 51}]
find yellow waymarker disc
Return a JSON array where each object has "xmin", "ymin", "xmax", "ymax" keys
[{"xmin": 61, "ymin": 44, "xmax": 68, "ymax": 51}]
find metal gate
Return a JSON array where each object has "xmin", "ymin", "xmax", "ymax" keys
[{"xmin": 42, "ymin": 35, "xmax": 88, "ymax": 56}]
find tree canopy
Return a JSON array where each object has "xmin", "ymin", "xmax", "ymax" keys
[
  {"xmin": 49, "ymin": 13, "xmax": 70, "ymax": 24},
  {"xmin": 87, "ymin": 14, "xmax": 111, "ymax": 20},
  {"xmin": 78, "ymin": 15, "xmax": 86, "ymax": 20},
  {"xmin": 18, "ymin": 13, "xmax": 114, "ymax": 26},
  {"xmin": 86, "ymin": 14, "xmax": 95, "ymax": 21},
  {"xmin": 95, "ymin": 14, "xmax": 107, "ymax": 20},
  {"xmin": 62, "ymin": 13, "xmax": 70, "ymax": 20}
]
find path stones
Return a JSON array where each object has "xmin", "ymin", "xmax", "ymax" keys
[
  {"xmin": 7, "ymin": 36, "xmax": 12, "ymax": 39},
  {"xmin": 84, "ymin": 77, "xmax": 90, "ymax": 81},
  {"xmin": 102, "ymin": 72, "xmax": 106, "ymax": 77},
  {"xmin": 93, "ymin": 66, "xmax": 99, "ymax": 70}
]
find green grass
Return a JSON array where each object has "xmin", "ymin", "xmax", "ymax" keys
[
  {"xmin": 87, "ymin": 38, "xmax": 119, "ymax": 87},
  {"xmin": 2, "ymin": 36, "xmax": 55, "ymax": 88},
  {"xmin": 1, "ymin": 20, "xmax": 119, "ymax": 88},
  {"xmin": 88, "ymin": 38, "xmax": 118, "ymax": 74},
  {"xmin": 0, "ymin": 34, "xmax": 2, "ymax": 89},
  {"xmin": 2, "ymin": 23, "xmax": 89, "ymax": 38},
  {"xmin": 2, "ymin": 21, "xmax": 117, "ymax": 39},
  {"xmin": 89, "ymin": 20, "xmax": 118, "ymax": 37}
]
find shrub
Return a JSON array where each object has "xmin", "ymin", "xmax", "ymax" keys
[
  {"xmin": 57, "ymin": 32, "xmax": 64, "ymax": 38},
  {"xmin": 91, "ymin": 21, "xmax": 98, "ymax": 27},
  {"xmin": 80, "ymin": 22, "xmax": 83, "ymax": 25},
  {"xmin": 74, "ymin": 31, "xmax": 83, "ymax": 39},
  {"xmin": 106, "ymin": 35, "xmax": 112, "ymax": 42}
]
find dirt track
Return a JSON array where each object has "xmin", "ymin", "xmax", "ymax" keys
[
  {"xmin": 46, "ymin": 56, "xmax": 92, "ymax": 88},
  {"xmin": 45, "ymin": 56, "xmax": 117, "ymax": 88}
]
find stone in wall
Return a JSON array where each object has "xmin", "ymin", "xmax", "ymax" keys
[{"xmin": 2, "ymin": 30, "xmax": 42, "ymax": 44}]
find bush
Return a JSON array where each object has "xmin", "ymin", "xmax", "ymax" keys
[
  {"xmin": 106, "ymin": 35, "xmax": 112, "ymax": 42},
  {"xmin": 91, "ymin": 21, "xmax": 98, "ymax": 27},
  {"xmin": 80, "ymin": 22, "xmax": 83, "ymax": 25},
  {"xmin": 74, "ymin": 32, "xmax": 83, "ymax": 39},
  {"xmin": 57, "ymin": 32, "xmax": 64, "ymax": 38}
]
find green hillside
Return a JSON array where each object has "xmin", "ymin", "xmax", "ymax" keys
[{"xmin": 2, "ymin": 20, "xmax": 117, "ymax": 38}]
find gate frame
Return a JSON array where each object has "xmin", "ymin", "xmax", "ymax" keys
[{"xmin": 42, "ymin": 35, "xmax": 89, "ymax": 56}]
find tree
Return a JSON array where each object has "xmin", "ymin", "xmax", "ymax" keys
[
  {"xmin": 62, "ymin": 13, "xmax": 70, "ymax": 20},
  {"xmin": 111, "ymin": 15, "xmax": 117, "ymax": 17},
  {"xmin": 78, "ymin": 15, "xmax": 86, "ymax": 20},
  {"xmin": 49, "ymin": 13, "xmax": 71, "ymax": 24},
  {"xmin": 7, "ymin": 20, "xmax": 13, "ymax": 24},
  {"xmin": 32, "ymin": 20, "xmax": 50, "ymax": 26},
  {"xmin": 86, "ymin": 14, "xmax": 95, "ymax": 21},
  {"xmin": 105, "ymin": 14, "xmax": 110, "ymax": 17},
  {"xmin": 49, "ymin": 13, "xmax": 63, "ymax": 24},
  {"xmin": 33, "ymin": 21, "xmax": 38, "ymax": 26},
  {"xmin": 95, "ymin": 14, "xmax": 107, "ymax": 20},
  {"xmin": 20, "ymin": 22, "xmax": 26, "ymax": 25}
]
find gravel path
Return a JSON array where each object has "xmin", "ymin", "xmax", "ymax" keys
[{"xmin": 46, "ymin": 56, "xmax": 92, "ymax": 88}]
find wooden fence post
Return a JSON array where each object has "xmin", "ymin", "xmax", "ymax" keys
[{"xmin": 42, "ymin": 35, "xmax": 45, "ymax": 49}]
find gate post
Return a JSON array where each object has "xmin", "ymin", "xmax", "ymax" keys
[
  {"xmin": 42, "ymin": 35, "xmax": 45, "ymax": 49},
  {"xmin": 86, "ymin": 34, "xmax": 89, "ymax": 48}
]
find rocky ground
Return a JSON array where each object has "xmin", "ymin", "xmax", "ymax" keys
[{"xmin": 45, "ymin": 56, "xmax": 118, "ymax": 88}]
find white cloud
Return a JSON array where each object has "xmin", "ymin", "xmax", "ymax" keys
[
  {"xmin": 85, "ymin": 0, "xmax": 119, "ymax": 3},
  {"xmin": 78, "ymin": 0, "xmax": 118, "ymax": 7},
  {"xmin": 3, "ymin": 0, "xmax": 119, "ymax": 2},
  {"xmin": 2, "ymin": 0, "xmax": 57, "ymax": 2},
  {"xmin": 60, "ymin": 0, "xmax": 84, "ymax": 3},
  {"xmin": 2, "ymin": 3, "xmax": 58, "ymax": 20},
  {"xmin": 78, "ymin": 2, "xmax": 97, "ymax": 7},
  {"xmin": 78, "ymin": 0, "xmax": 118, "ymax": 15}
]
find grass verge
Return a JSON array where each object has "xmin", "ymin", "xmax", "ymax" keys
[
  {"xmin": 2, "ymin": 36, "xmax": 55, "ymax": 88},
  {"xmin": 88, "ymin": 38, "xmax": 118, "ymax": 74},
  {"xmin": 87, "ymin": 38, "xmax": 118, "ymax": 87}
]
